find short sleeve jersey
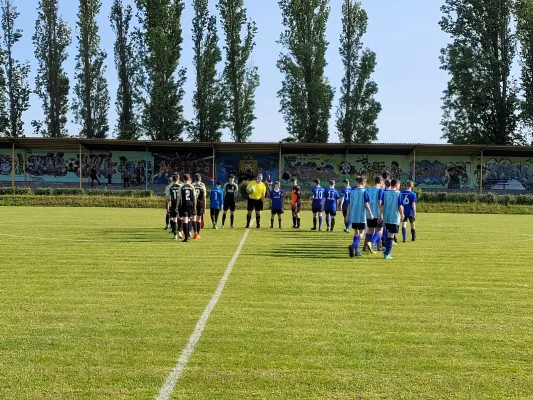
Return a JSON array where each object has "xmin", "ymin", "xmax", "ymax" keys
[
  {"xmin": 180, "ymin": 183, "xmax": 196, "ymax": 209},
  {"xmin": 169, "ymin": 183, "xmax": 181, "ymax": 207},
  {"xmin": 311, "ymin": 187, "xmax": 325, "ymax": 209},
  {"xmin": 223, "ymin": 183, "xmax": 238, "ymax": 203},
  {"xmin": 340, "ymin": 187, "xmax": 352, "ymax": 207},
  {"xmin": 348, "ymin": 187, "xmax": 370, "ymax": 224},
  {"xmin": 247, "ymin": 181, "xmax": 267, "ymax": 200},
  {"xmin": 382, "ymin": 190, "xmax": 402, "ymax": 225},
  {"xmin": 400, "ymin": 190, "xmax": 417, "ymax": 217},
  {"xmin": 366, "ymin": 186, "xmax": 384, "ymax": 220},
  {"xmin": 324, "ymin": 187, "xmax": 340, "ymax": 211},
  {"xmin": 194, "ymin": 182, "xmax": 207, "ymax": 204},
  {"xmin": 292, "ymin": 185, "xmax": 301, "ymax": 204},
  {"xmin": 210, "ymin": 187, "xmax": 224, "ymax": 209},
  {"xmin": 270, "ymin": 189, "xmax": 284, "ymax": 210}
]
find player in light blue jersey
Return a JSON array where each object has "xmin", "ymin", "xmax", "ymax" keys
[
  {"xmin": 210, "ymin": 181, "xmax": 224, "ymax": 229},
  {"xmin": 400, "ymin": 180, "xmax": 417, "ymax": 241},
  {"xmin": 339, "ymin": 179, "xmax": 352, "ymax": 233},
  {"xmin": 379, "ymin": 178, "xmax": 404, "ymax": 260},
  {"xmin": 270, "ymin": 181, "xmax": 284, "ymax": 229},
  {"xmin": 346, "ymin": 176, "xmax": 373, "ymax": 257},
  {"xmin": 311, "ymin": 179, "xmax": 325, "ymax": 231},
  {"xmin": 364, "ymin": 176, "xmax": 384, "ymax": 254},
  {"xmin": 324, "ymin": 180, "xmax": 340, "ymax": 232}
]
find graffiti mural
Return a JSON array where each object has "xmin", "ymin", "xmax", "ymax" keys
[
  {"xmin": 0, "ymin": 150, "xmax": 24, "ymax": 179},
  {"xmin": 216, "ymin": 153, "xmax": 279, "ymax": 184},
  {"xmin": 153, "ymin": 150, "xmax": 213, "ymax": 185},
  {"xmin": 410, "ymin": 158, "xmax": 471, "ymax": 189},
  {"xmin": 281, "ymin": 154, "xmax": 346, "ymax": 187},
  {"xmin": 474, "ymin": 157, "xmax": 533, "ymax": 190},
  {"xmin": 346, "ymin": 155, "xmax": 410, "ymax": 185}
]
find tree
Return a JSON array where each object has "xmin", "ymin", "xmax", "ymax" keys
[
  {"xmin": 218, "ymin": 0, "xmax": 259, "ymax": 142},
  {"xmin": 440, "ymin": 0, "xmax": 521, "ymax": 145},
  {"xmin": 336, "ymin": 0, "xmax": 380, "ymax": 144},
  {"xmin": 110, "ymin": 0, "xmax": 141, "ymax": 140},
  {"xmin": 135, "ymin": 0, "xmax": 187, "ymax": 141},
  {"xmin": 32, "ymin": 0, "xmax": 71, "ymax": 138},
  {"xmin": 277, "ymin": 0, "xmax": 334, "ymax": 143},
  {"xmin": 72, "ymin": 0, "xmax": 109, "ymax": 139},
  {"xmin": 516, "ymin": 0, "xmax": 533, "ymax": 144},
  {"xmin": 0, "ymin": 0, "xmax": 30, "ymax": 138},
  {"xmin": 190, "ymin": 0, "xmax": 225, "ymax": 142}
]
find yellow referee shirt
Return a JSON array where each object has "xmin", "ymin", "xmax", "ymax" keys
[{"xmin": 247, "ymin": 181, "xmax": 267, "ymax": 200}]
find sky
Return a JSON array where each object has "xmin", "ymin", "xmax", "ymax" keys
[{"xmin": 14, "ymin": 0, "xmax": 450, "ymax": 144}]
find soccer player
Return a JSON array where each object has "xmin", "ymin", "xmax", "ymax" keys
[
  {"xmin": 246, "ymin": 174, "xmax": 267, "ymax": 228},
  {"xmin": 400, "ymin": 180, "xmax": 417, "ymax": 242},
  {"xmin": 291, "ymin": 177, "xmax": 302, "ymax": 228},
  {"xmin": 210, "ymin": 181, "xmax": 224, "ymax": 229},
  {"xmin": 166, "ymin": 175, "xmax": 181, "ymax": 241},
  {"xmin": 222, "ymin": 174, "xmax": 238, "ymax": 228},
  {"xmin": 379, "ymin": 179, "xmax": 404, "ymax": 260},
  {"xmin": 381, "ymin": 178, "xmax": 391, "ymax": 246},
  {"xmin": 324, "ymin": 180, "xmax": 340, "ymax": 232},
  {"xmin": 311, "ymin": 179, "xmax": 325, "ymax": 231},
  {"xmin": 339, "ymin": 179, "xmax": 352, "ymax": 233},
  {"xmin": 346, "ymin": 176, "xmax": 373, "ymax": 257},
  {"xmin": 193, "ymin": 173, "xmax": 207, "ymax": 239},
  {"xmin": 364, "ymin": 176, "xmax": 384, "ymax": 253},
  {"xmin": 178, "ymin": 174, "xmax": 197, "ymax": 242},
  {"xmin": 270, "ymin": 181, "xmax": 284, "ymax": 229},
  {"xmin": 164, "ymin": 176, "xmax": 173, "ymax": 230}
]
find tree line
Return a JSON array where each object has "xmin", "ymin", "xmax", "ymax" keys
[{"xmin": 1, "ymin": 0, "xmax": 531, "ymax": 145}]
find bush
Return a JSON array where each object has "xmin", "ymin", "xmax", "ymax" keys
[
  {"xmin": 239, "ymin": 181, "xmax": 251, "ymax": 200},
  {"xmin": 0, "ymin": 195, "xmax": 164, "ymax": 208},
  {"xmin": 85, "ymin": 189, "xmax": 152, "ymax": 197},
  {"xmin": 0, "ymin": 186, "xmax": 32, "ymax": 195},
  {"xmin": 35, "ymin": 188, "xmax": 53, "ymax": 196},
  {"xmin": 53, "ymin": 188, "xmax": 84, "ymax": 196}
]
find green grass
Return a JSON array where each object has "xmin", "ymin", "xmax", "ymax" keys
[{"xmin": 1, "ymin": 208, "xmax": 532, "ymax": 399}]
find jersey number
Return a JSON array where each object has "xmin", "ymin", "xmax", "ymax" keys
[
  {"xmin": 186, "ymin": 191, "xmax": 191, "ymax": 201},
  {"xmin": 328, "ymin": 192, "xmax": 336, "ymax": 200},
  {"xmin": 214, "ymin": 193, "xmax": 218, "ymax": 200},
  {"xmin": 196, "ymin": 188, "xmax": 201, "ymax": 197},
  {"xmin": 403, "ymin": 197, "xmax": 410, "ymax": 205},
  {"xmin": 316, "ymin": 191, "xmax": 323, "ymax": 199}
]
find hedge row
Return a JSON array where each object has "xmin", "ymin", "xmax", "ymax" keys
[
  {"xmin": 0, "ymin": 187, "xmax": 152, "ymax": 197},
  {"xmin": 418, "ymin": 191, "xmax": 533, "ymax": 205}
]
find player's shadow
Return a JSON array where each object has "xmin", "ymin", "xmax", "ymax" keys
[
  {"xmin": 264, "ymin": 243, "xmax": 350, "ymax": 259},
  {"xmin": 100, "ymin": 229, "xmax": 167, "ymax": 242}
]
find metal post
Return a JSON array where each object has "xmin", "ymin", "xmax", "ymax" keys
[
  {"xmin": 278, "ymin": 144, "xmax": 282, "ymax": 182},
  {"xmin": 79, "ymin": 144, "xmax": 83, "ymax": 189},
  {"xmin": 11, "ymin": 142, "xmax": 15, "ymax": 189},
  {"xmin": 412, "ymin": 148, "xmax": 416, "ymax": 183},
  {"xmin": 23, "ymin": 149, "xmax": 27, "ymax": 182},
  {"xmin": 212, "ymin": 144, "xmax": 216, "ymax": 184},
  {"xmin": 479, "ymin": 150, "xmax": 483, "ymax": 195},
  {"xmin": 145, "ymin": 145, "xmax": 149, "ymax": 191}
]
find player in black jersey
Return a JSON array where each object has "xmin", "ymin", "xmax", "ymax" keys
[
  {"xmin": 193, "ymin": 174, "xmax": 207, "ymax": 239},
  {"xmin": 178, "ymin": 174, "xmax": 197, "ymax": 242},
  {"xmin": 222, "ymin": 174, "xmax": 238, "ymax": 228},
  {"xmin": 166, "ymin": 175, "xmax": 182, "ymax": 241}
]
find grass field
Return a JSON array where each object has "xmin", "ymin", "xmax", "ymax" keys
[{"xmin": 1, "ymin": 207, "xmax": 533, "ymax": 399}]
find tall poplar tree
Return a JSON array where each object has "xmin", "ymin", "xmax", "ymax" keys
[{"xmin": 516, "ymin": 0, "xmax": 533, "ymax": 144}]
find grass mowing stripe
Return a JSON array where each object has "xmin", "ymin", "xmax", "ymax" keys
[{"xmin": 157, "ymin": 227, "xmax": 251, "ymax": 400}]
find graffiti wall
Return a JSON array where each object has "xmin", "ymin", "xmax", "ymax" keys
[
  {"xmin": 473, "ymin": 157, "xmax": 533, "ymax": 190},
  {"xmin": 410, "ymin": 157, "xmax": 472, "ymax": 189},
  {"xmin": 153, "ymin": 150, "xmax": 213, "ymax": 185},
  {"xmin": 216, "ymin": 153, "xmax": 279, "ymax": 184},
  {"xmin": 346, "ymin": 154, "xmax": 410, "ymax": 185},
  {"xmin": 0, "ymin": 149, "xmax": 24, "ymax": 181}
]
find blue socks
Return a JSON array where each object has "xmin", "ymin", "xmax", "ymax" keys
[
  {"xmin": 352, "ymin": 235, "xmax": 361, "ymax": 253},
  {"xmin": 319, "ymin": 216, "xmax": 323, "ymax": 230},
  {"xmin": 326, "ymin": 215, "xmax": 330, "ymax": 228},
  {"xmin": 402, "ymin": 227, "xmax": 407, "ymax": 241},
  {"xmin": 365, "ymin": 233, "xmax": 372, "ymax": 244},
  {"xmin": 313, "ymin": 217, "xmax": 317, "ymax": 229},
  {"xmin": 385, "ymin": 237, "xmax": 393, "ymax": 256},
  {"xmin": 371, "ymin": 231, "xmax": 382, "ymax": 245}
]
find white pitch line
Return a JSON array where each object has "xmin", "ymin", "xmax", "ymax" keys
[{"xmin": 156, "ymin": 227, "xmax": 251, "ymax": 400}]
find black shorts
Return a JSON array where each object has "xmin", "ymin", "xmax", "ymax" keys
[
  {"xmin": 385, "ymin": 223, "xmax": 399, "ymax": 234},
  {"xmin": 179, "ymin": 206, "xmax": 195, "ymax": 218},
  {"xmin": 404, "ymin": 216, "xmax": 416, "ymax": 223},
  {"xmin": 312, "ymin": 207, "xmax": 323, "ymax": 214},
  {"xmin": 325, "ymin": 209, "xmax": 337, "ymax": 217},
  {"xmin": 223, "ymin": 200, "xmax": 236, "ymax": 212},
  {"xmin": 352, "ymin": 223, "xmax": 366, "ymax": 230},
  {"xmin": 196, "ymin": 202, "xmax": 205, "ymax": 216},
  {"xmin": 292, "ymin": 202, "xmax": 301, "ymax": 213},
  {"xmin": 170, "ymin": 210, "xmax": 178, "ymax": 218},
  {"xmin": 367, "ymin": 218, "xmax": 383, "ymax": 228},
  {"xmin": 271, "ymin": 209, "xmax": 284, "ymax": 215},
  {"xmin": 247, "ymin": 199, "xmax": 263, "ymax": 212}
]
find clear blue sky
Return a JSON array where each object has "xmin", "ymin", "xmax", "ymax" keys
[{"xmin": 16, "ymin": 0, "xmax": 449, "ymax": 143}]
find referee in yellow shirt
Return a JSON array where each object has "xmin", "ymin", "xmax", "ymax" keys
[{"xmin": 246, "ymin": 174, "xmax": 267, "ymax": 228}]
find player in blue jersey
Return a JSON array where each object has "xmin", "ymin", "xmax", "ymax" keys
[
  {"xmin": 339, "ymin": 179, "xmax": 352, "ymax": 233},
  {"xmin": 324, "ymin": 180, "xmax": 340, "ymax": 232},
  {"xmin": 364, "ymin": 176, "xmax": 384, "ymax": 253},
  {"xmin": 379, "ymin": 179, "xmax": 404, "ymax": 260},
  {"xmin": 400, "ymin": 180, "xmax": 417, "ymax": 242},
  {"xmin": 270, "ymin": 181, "xmax": 284, "ymax": 229},
  {"xmin": 311, "ymin": 179, "xmax": 325, "ymax": 231},
  {"xmin": 346, "ymin": 176, "xmax": 373, "ymax": 257},
  {"xmin": 381, "ymin": 177, "xmax": 391, "ymax": 246},
  {"xmin": 210, "ymin": 182, "xmax": 224, "ymax": 229}
]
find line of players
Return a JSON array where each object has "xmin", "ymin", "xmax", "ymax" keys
[{"xmin": 164, "ymin": 171, "xmax": 417, "ymax": 258}]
